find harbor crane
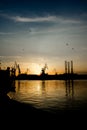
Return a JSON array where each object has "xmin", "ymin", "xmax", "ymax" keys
[
  {"xmin": 14, "ymin": 61, "xmax": 21, "ymax": 75},
  {"xmin": 11, "ymin": 61, "xmax": 21, "ymax": 76},
  {"xmin": 41, "ymin": 63, "xmax": 48, "ymax": 75}
]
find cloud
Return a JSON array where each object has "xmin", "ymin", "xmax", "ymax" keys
[
  {"xmin": 0, "ymin": 13, "xmax": 82, "ymax": 24},
  {"xmin": 0, "ymin": 13, "xmax": 59, "ymax": 23},
  {"xmin": 10, "ymin": 15, "xmax": 82, "ymax": 24},
  {"xmin": 10, "ymin": 15, "xmax": 57, "ymax": 22},
  {"xmin": 0, "ymin": 32, "xmax": 15, "ymax": 35},
  {"xmin": 0, "ymin": 56, "xmax": 22, "ymax": 59},
  {"xmin": 61, "ymin": 19, "xmax": 81, "ymax": 24}
]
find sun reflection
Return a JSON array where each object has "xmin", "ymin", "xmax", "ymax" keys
[{"xmin": 37, "ymin": 85, "xmax": 41, "ymax": 91}]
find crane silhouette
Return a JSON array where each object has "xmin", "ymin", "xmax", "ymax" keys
[
  {"xmin": 41, "ymin": 64, "xmax": 48, "ymax": 76},
  {"xmin": 12, "ymin": 61, "xmax": 21, "ymax": 76}
]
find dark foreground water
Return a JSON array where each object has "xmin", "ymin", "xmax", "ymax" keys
[{"xmin": 8, "ymin": 80, "xmax": 87, "ymax": 113}]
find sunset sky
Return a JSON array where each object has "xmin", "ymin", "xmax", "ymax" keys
[{"xmin": 0, "ymin": 0, "xmax": 87, "ymax": 74}]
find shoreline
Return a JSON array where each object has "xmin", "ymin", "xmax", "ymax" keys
[
  {"xmin": 1, "ymin": 94, "xmax": 87, "ymax": 117},
  {"xmin": 0, "ymin": 94, "xmax": 87, "ymax": 128}
]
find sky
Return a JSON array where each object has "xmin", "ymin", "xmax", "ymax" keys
[{"xmin": 0, "ymin": 0, "xmax": 87, "ymax": 74}]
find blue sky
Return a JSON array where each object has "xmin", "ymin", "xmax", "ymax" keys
[{"xmin": 0, "ymin": 0, "xmax": 87, "ymax": 74}]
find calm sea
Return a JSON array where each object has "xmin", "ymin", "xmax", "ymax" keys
[{"xmin": 8, "ymin": 80, "xmax": 87, "ymax": 113}]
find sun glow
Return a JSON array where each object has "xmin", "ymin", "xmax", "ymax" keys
[
  {"xmin": 31, "ymin": 63, "xmax": 42, "ymax": 75},
  {"xmin": 1, "ymin": 61, "xmax": 64, "ymax": 75}
]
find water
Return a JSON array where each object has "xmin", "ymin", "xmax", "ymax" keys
[{"xmin": 8, "ymin": 80, "xmax": 87, "ymax": 113}]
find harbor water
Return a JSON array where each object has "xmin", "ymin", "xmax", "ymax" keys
[{"xmin": 8, "ymin": 80, "xmax": 87, "ymax": 113}]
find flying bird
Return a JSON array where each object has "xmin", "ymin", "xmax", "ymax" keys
[
  {"xmin": 72, "ymin": 48, "xmax": 74, "ymax": 50},
  {"xmin": 66, "ymin": 43, "xmax": 69, "ymax": 46}
]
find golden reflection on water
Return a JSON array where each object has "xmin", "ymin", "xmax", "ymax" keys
[
  {"xmin": 8, "ymin": 80, "xmax": 87, "ymax": 110},
  {"xmin": 15, "ymin": 80, "xmax": 66, "ymax": 98},
  {"xmin": 8, "ymin": 80, "xmax": 66, "ymax": 106}
]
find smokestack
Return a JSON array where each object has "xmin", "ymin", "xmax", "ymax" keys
[
  {"xmin": 65, "ymin": 61, "xmax": 67, "ymax": 74},
  {"xmin": 68, "ymin": 61, "xmax": 70, "ymax": 74},
  {"xmin": 71, "ymin": 60, "xmax": 73, "ymax": 74}
]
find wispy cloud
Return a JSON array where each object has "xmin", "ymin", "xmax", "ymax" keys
[
  {"xmin": 11, "ymin": 16, "xmax": 57, "ymax": 22},
  {"xmin": 10, "ymin": 15, "xmax": 81, "ymax": 24},
  {"xmin": 0, "ymin": 13, "xmax": 82, "ymax": 24},
  {"xmin": 0, "ymin": 56, "xmax": 22, "ymax": 59},
  {"xmin": 0, "ymin": 32, "xmax": 15, "ymax": 35},
  {"xmin": 0, "ymin": 13, "xmax": 57, "ymax": 22}
]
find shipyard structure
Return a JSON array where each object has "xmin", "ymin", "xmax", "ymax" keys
[{"xmin": 0, "ymin": 60, "xmax": 87, "ymax": 81}]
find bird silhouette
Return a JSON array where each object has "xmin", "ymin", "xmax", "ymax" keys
[{"xmin": 66, "ymin": 43, "xmax": 69, "ymax": 46}]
